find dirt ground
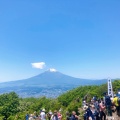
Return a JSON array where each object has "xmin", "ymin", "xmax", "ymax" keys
[{"xmin": 106, "ymin": 112, "xmax": 120, "ymax": 120}]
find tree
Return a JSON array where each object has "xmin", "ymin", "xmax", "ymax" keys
[{"xmin": 0, "ymin": 92, "xmax": 19, "ymax": 119}]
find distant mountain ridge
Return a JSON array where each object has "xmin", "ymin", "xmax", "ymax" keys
[{"xmin": 0, "ymin": 70, "xmax": 108, "ymax": 97}]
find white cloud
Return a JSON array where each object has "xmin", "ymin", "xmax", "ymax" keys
[
  {"xmin": 49, "ymin": 68, "xmax": 57, "ymax": 72},
  {"xmin": 31, "ymin": 62, "xmax": 46, "ymax": 69}
]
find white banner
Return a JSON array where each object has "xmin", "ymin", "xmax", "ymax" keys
[{"xmin": 108, "ymin": 78, "xmax": 113, "ymax": 98}]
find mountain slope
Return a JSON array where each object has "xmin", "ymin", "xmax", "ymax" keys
[
  {"xmin": 0, "ymin": 70, "xmax": 107, "ymax": 86},
  {"xmin": 0, "ymin": 70, "xmax": 107, "ymax": 97}
]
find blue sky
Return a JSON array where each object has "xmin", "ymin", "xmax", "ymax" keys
[{"xmin": 0, "ymin": 0, "xmax": 120, "ymax": 82}]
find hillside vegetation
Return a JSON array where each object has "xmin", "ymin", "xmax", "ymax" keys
[{"xmin": 0, "ymin": 80, "xmax": 120, "ymax": 120}]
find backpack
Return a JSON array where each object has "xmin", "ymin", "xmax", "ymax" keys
[
  {"xmin": 117, "ymin": 97, "xmax": 120, "ymax": 105},
  {"xmin": 105, "ymin": 96, "xmax": 111, "ymax": 106}
]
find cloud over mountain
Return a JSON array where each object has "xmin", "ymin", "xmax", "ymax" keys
[{"xmin": 31, "ymin": 62, "xmax": 46, "ymax": 69}]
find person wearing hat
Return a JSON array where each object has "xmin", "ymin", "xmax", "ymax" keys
[
  {"xmin": 83, "ymin": 104, "xmax": 96, "ymax": 120},
  {"xmin": 33, "ymin": 111, "xmax": 37, "ymax": 119},
  {"xmin": 29, "ymin": 114, "xmax": 34, "ymax": 120},
  {"xmin": 49, "ymin": 110, "xmax": 53, "ymax": 115},
  {"xmin": 51, "ymin": 110, "xmax": 59, "ymax": 120},
  {"xmin": 47, "ymin": 110, "xmax": 53, "ymax": 120},
  {"xmin": 40, "ymin": 108, "xmax": 46, "ymax": 120}
]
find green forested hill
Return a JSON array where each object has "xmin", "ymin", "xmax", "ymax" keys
[{"xmin": 0, "ymin": 80, "xmax": 120, "ymax": 120}]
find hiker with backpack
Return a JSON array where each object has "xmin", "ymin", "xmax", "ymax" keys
[
  {"xmin": 105, "ymin": 93, "xmax": 113, "ymax": 119},
  {"xmin": 112, "ymin": 94, "xmax": 120, "ymax": 116}
]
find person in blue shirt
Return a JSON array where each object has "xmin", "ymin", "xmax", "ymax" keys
[{"xmin": 25, "ymin": 113, "xmax": 29, "ymax": 120}]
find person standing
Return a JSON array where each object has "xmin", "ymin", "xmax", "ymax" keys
[
  {"xmin": 66, "ymin": 111, "xmax": 70, "ymax": 120},
  {"xmin": 40, "ymin": 109, "xmax": 46, "ymax": 120},
  {"xmin": 47, "ymin": 110, "xmax": 53, "ymax": 120},
  {"xmin": 58, "ymin": 110, "xmax": 62, "ymax": 120},
  {"xmin": 25, "ymin": 113, "xmax": 29, "ymax": 120},
  {"xmin": 29, "ymin": 114, "xmax": 34, "ymax": 120},
  {"xmin": 51, "ymin": 110, "xmax": 59, "ymax": 120},
  {"xmin": 112, "ymin": 94, "xmax": 120, "ymax": 116},
  {"xmin": 91, "ymin": 105, "xmax": 100, "ymax": 120},
  {"xmin": 105, "ymin": 93, "xmax": 112, "ymax": 116},
  {"xmin": 99, "ymin": 99, "xmax": 106, "ymax": 120},
  {"xmin": 70, "ymin": 111, "xmax": 78, "ymax": 120}
]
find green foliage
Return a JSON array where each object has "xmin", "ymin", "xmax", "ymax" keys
[
  {"xmin": 0, "ymin": 92, "xmax": 19, "ymax": 119},
  {"xmin": 113, "ymin": 80, "xmax": 120, "ymax": 92},
  {"xmin": 7, "ymin": 116, "xmax": 15, "ymax": 120},
  {"xmin": 0, "ymin": 80, "xmax": 120, "ymax": 119}
]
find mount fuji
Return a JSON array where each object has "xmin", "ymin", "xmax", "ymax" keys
[{"xmin": 0, "ymin": 70, "xmax": 107, "ymax": 98}]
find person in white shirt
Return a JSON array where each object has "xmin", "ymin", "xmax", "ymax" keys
[{"xmin": 40, "ymin": 109, "xmax": 46, "ymax": 120}]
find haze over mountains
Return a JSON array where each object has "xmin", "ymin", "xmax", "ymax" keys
[{"xmin": 0, "ymin": 69, "xmax": 108, "ymax": 98}]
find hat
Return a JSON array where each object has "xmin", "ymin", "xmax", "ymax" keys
[
  {"xmin": 49, "ymin": 110, "xmax": 52, "ymax": 115},
  {"xmin": 114, "ymin": 94, "xmax": 116, "ymax": 97},
  {"xmin": 42, "ymin": 108, "xmax": 45, "ymax": 112},
  {"xmin": 83, "ymin": 105, "xmax": 88, "ymax": 111},
  {"xmin": 54, "ymin": 110, "xmax": 57, "ymax": 113}
]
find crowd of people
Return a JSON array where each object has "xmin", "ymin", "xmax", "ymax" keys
[
  {"xmin": 82, "ymin": 92, "xmax": 120, "ymax": 120},
  {"xmin": 25, "ymin": 109, "xmax": 79, "ymax": 120},
  {"xmin": 25, "ymin": 92, "xmax": 120, "ymax": 120},
  {"xmin": 25, "ymin": 109, "xmax": 62, "ymax": 120}
]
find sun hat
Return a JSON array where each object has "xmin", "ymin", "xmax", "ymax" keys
[
  {"xmin": 54, "ymin": 110, "xmax": 57, "ymax": 113},
  {"xmin": 49, "ymin": 110, "xmax": 52, "ymax": 114},
  {"xmin": 42, "ymin": 108, "xmax": 46, "ymax": 112}
]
